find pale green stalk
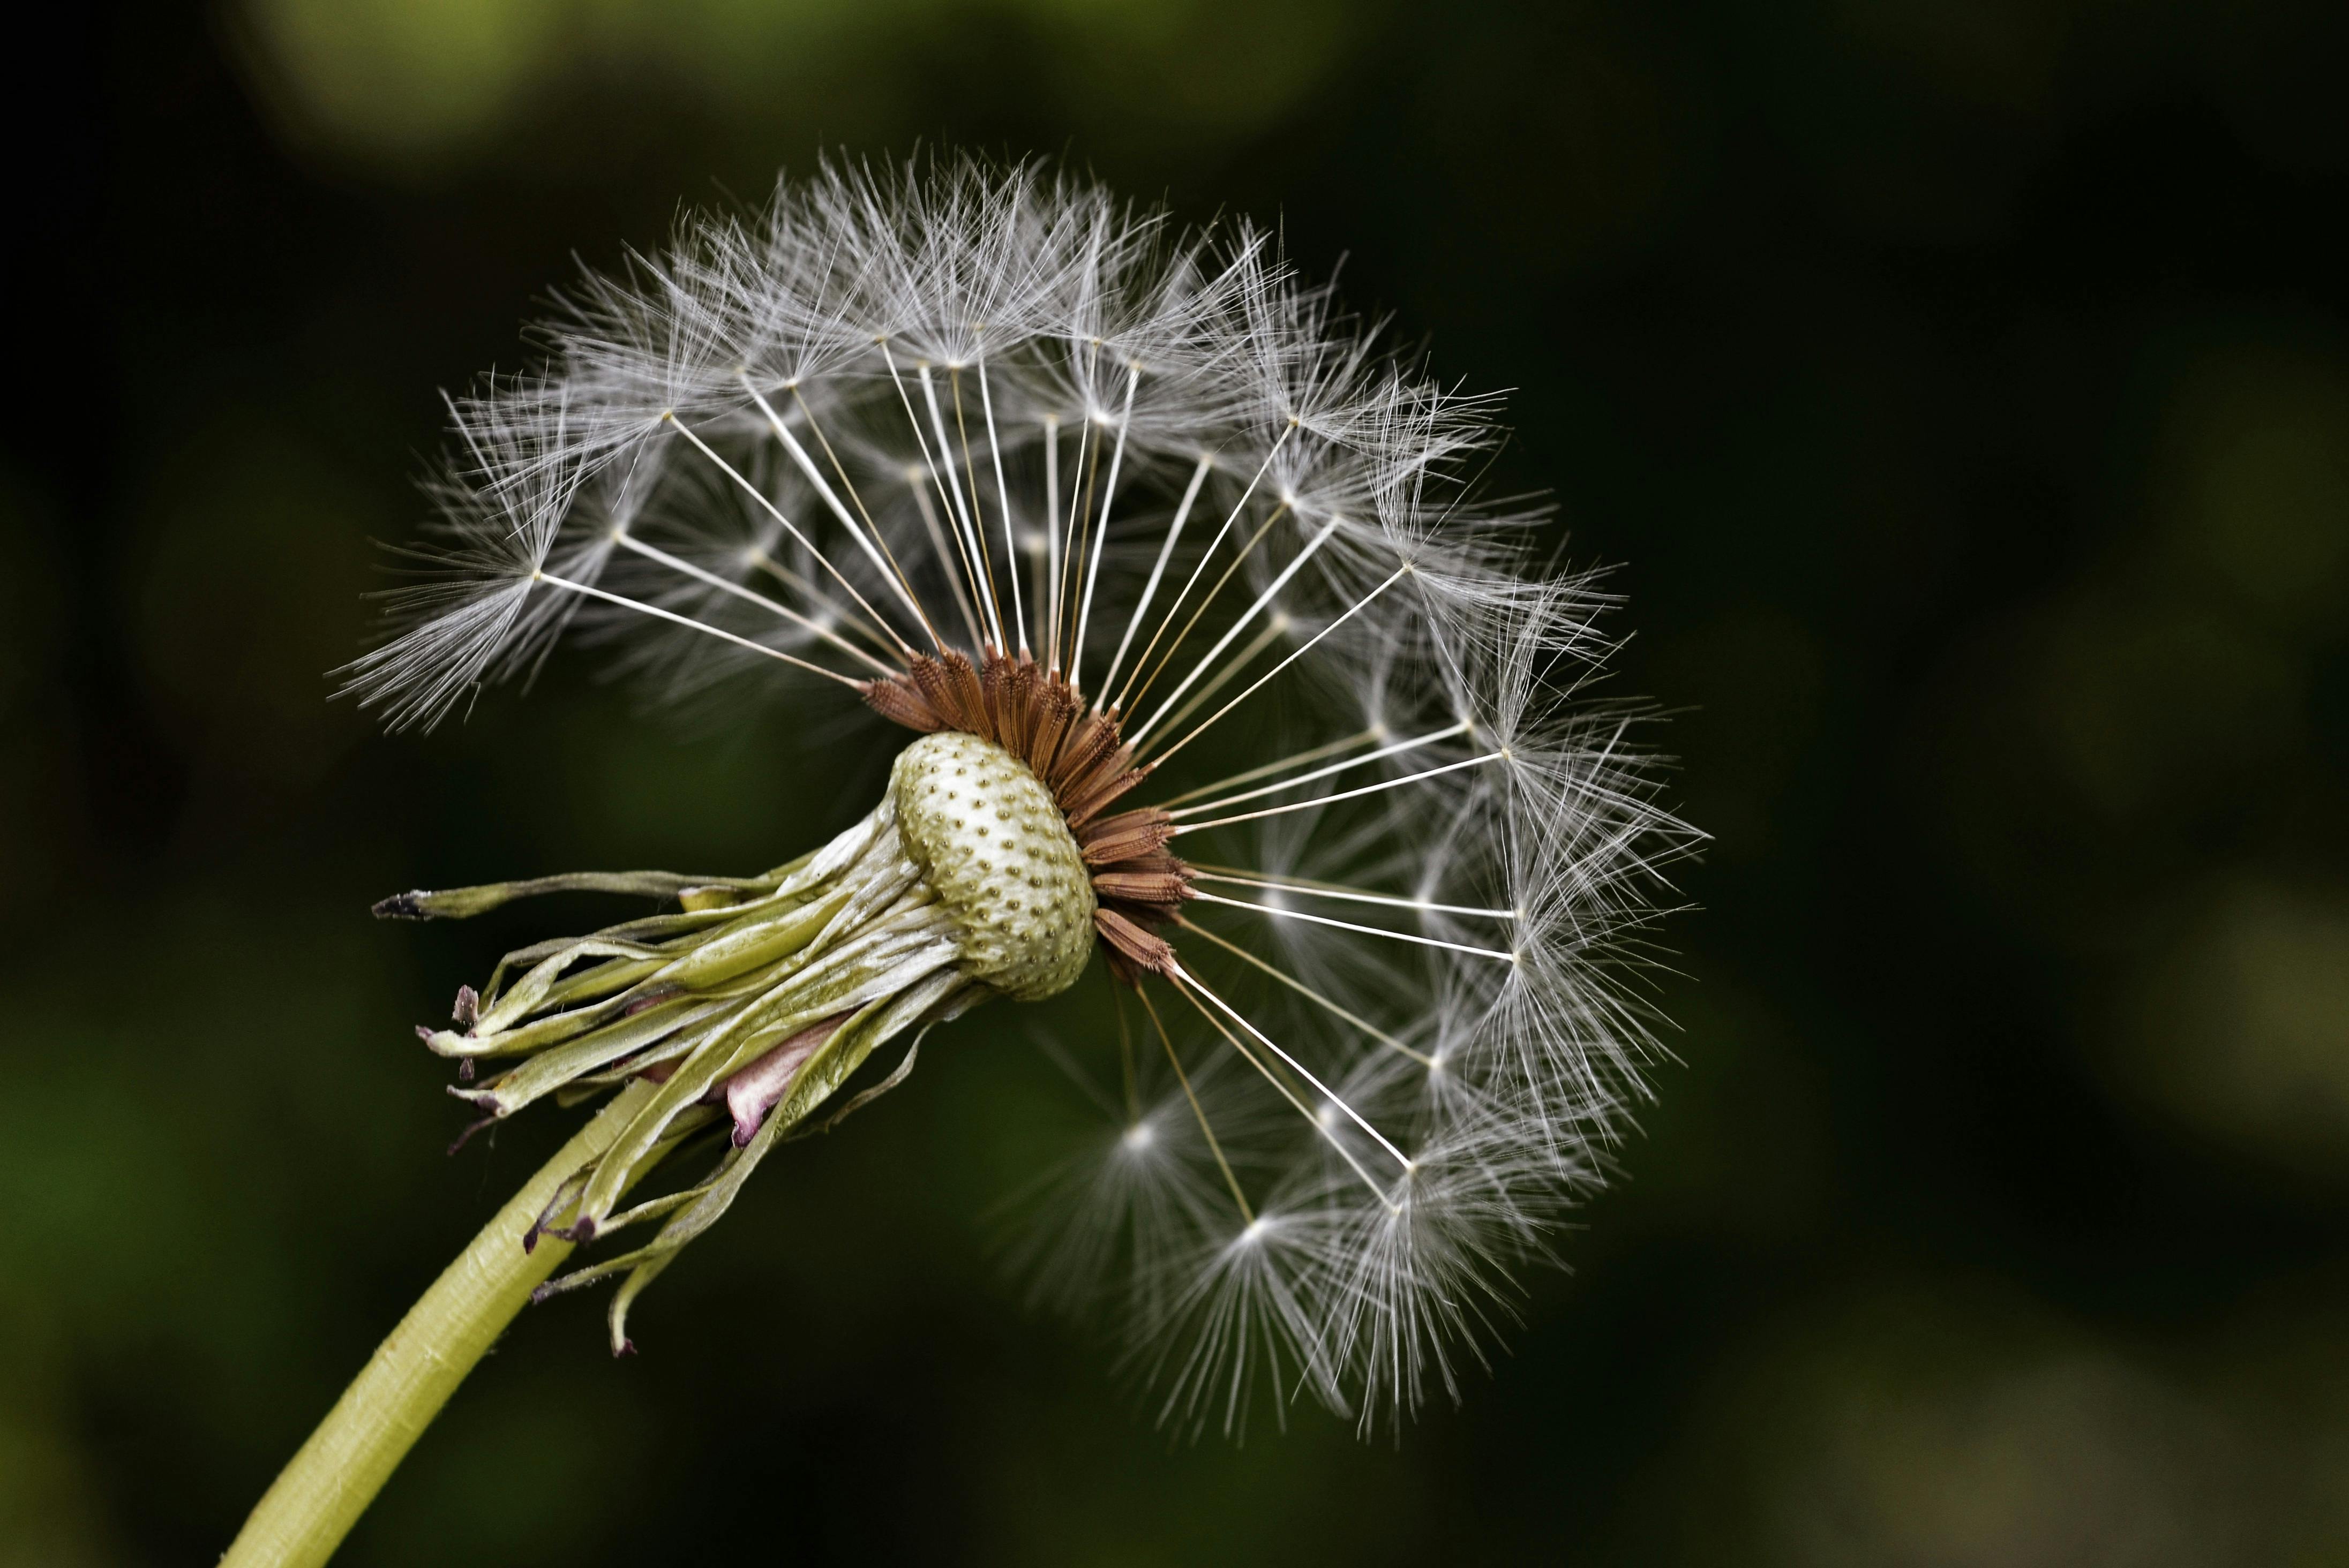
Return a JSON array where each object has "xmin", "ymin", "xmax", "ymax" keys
[{"xmin": 221, "ymin": 1079, "xmax": 663, "ymax": 1568}]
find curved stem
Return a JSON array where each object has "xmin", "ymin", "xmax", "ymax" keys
[{"xmin": 222, "ymin": 1079, "xmax": 665, "ymax": 1568}]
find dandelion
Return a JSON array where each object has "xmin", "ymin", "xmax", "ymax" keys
[{"xmin": 227, "ymin": 154, "xmax": 1694, "ymax": 1566}]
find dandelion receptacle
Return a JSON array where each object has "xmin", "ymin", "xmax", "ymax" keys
[{"xmin": 223, "ymin": 154, "xmax": 1693, "ymax": 1567}]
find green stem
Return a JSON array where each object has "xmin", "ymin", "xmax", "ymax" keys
[{"xmin": 222, "ymin": 1079, "xmax": 664, "ymax": 1568}]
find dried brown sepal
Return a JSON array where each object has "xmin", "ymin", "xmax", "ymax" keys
[
  {"xmin": 861, "ymin": 677, "xmax": 943, "ymax": 733},
  {"xmin": 1062, "ymin": 764, "xmax": 1149, "ymax": 831},
  {"xmin": 1047, "ymin": 713, "xmax": 1122, "ymax": 795},
  {"xmin": 1080, "ymin": 809, "xmax": 1174, "ymax": 865},
  {"xmin": 1094, "ymin": 907, "xmax": 1176, "ymax": 975},
  {"xmin": 1090, "ymin": 870, "xmax": 1194, "ymax": 904}
]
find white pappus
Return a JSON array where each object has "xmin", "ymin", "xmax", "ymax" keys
[{"xmin": 343, "ymin": 152, "xmax": 1697, "ymax": 1437}]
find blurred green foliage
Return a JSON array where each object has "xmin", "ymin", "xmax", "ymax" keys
[{"xmin": 6, "ymin": 0, "xmax": 2348, "ymax": 1561}]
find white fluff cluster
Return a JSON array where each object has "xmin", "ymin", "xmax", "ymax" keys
[{"xmin": 347, "ymin": 154, "xmax": 1694, "ymax": 1434}]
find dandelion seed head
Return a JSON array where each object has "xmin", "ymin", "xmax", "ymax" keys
[{"xmin": 348, "ymin": 150, "xmax": 1694, "ymax": 1435}]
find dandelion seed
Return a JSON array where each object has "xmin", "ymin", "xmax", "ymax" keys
[{"xmin": 336, "ymin": 152, "xmax": 1697, "ymax": 1442}]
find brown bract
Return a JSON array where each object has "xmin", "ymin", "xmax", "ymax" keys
[{"xmin": 861, "ymin": 650, "xmax": 1192, "ymax": 981}]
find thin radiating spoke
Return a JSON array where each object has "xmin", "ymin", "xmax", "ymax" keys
[
  {"xmin": 1058, "ymin": 406, "xmax": 1101, "ymax": 675},
  {"xmin": 662, "ymin": 414, "xmax": 912, "ymax": 662},
  {"xmin": 1166, "ymin": 721, "xmax": 1472, "ymax": 818},
  {"xmin": 733, "ymin": 382, "xmax": 933, "ymax": 651},
  {"xmin": 1152, "ymin": 729, "xmax": 1380, "ymax": 808},
  {"xmin": 885, "ymin": 349, "xmax": 999, "ymax": 650},
  {"xmin": 1175, "ymin": 963, "xmax": 1415, "ymax": 1169},
  {"xmin": 1052, "ymin": 341, "xmax": 1105, "ymax": 674},
  {"xmin": 1189, "ymin": 890, "xmax": 1517, "ymax": 963},
  {"xmin": 1170, "ymin": 750, "xmax": 1500, "ymax": 832},
  {"xmin": 907, "ymin": 478, "xmax": 987, "ymax": 649},
  {"xmin": 1191, "ymin": 871, "xmax": 1515, "ymax": 922},
  {"xmin": 1145, "ymin": 565, "xmax": 1410, "ymax": 766},
  {"xmin": 608, "ymin": 532, "xmax": 898, "ymax": 677},
  {"xmin": 1130, "ymin": 519, "xmax": 1338, "ymax": 744},
  {"xmin": 1162, "ymin": 968, "xmax": 1400, "ymax": 1209},
  {"xmin": 1135, "ymin": 985, "xmax": 1252, "ymax": 1223},
  {"xmin": 1145, "ymin": 619, "xmax": 1286, "ymax": 742},
  {"xmin": 1113, "ymin": 979, "xmax": 1139, "ymax": 1124},
  {"xmin": 921, "ymin": 361, "xmax": 1004, "ymax": 647},
  {"xmin": 742, "ymin": 548, "xmax": 899, "ymax": 660},
  {"xmin": 781, "ymin": 384, "xmax": 943, "ymax": 652},
  {"xmin": 1109, "ymin": 429, "xmax": 1291, "ymax": 715},
  {"xmin": 949, "ymin": 368, "xmax": 996, "ymax": 619},
  {"xmin": 1069, "ymin": 364, "xmax": 1139, "ymax": 691},
  {"xmin": 533, "ymin": 571, "xmax": 863, "ymax": 689},
  {"xmin": 974, "ymin": 356, "xmax": 1027, "ymax": 654},
  {"xmin": 1041, "ymin": 413, "xmax": 1062, "ymax": 660},
  {"xmin": 1174, "ymin": 915, "xmax": 1432, "ymax": 1067},
  {"xmin": 1120, "ymin": 508, "xmax": 1284, "ymax": 720},
  {"xmin": 1098, "ymin": 454, "xmax": 1211, "ymax": 709}
]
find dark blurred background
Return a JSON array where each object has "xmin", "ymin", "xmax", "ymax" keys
[{"xmin": 6, "ymin": 0, "xmax": 2349, "ymax": 1562}]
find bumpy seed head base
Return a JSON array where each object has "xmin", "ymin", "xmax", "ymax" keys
[
  {"xmin": 891, "ymin": 732, "xmax": 1095, "ymax": 1001},
  {"xmin": 866, "ymin": 649, "xmax": 1194, "ymax": 979}
]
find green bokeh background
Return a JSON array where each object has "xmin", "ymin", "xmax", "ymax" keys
[{"xmin": 8, "ymin": 1, "xmax": 2349, "ymax": 1562}]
